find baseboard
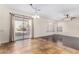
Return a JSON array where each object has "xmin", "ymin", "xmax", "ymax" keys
[{"xmin": 57, "ymin": 42, "xmax": 79, "ymax": 53}]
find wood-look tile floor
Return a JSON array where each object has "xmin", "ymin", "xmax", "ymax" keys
[{"xmin": 0, "ymin": 38, "xmax": 79, "ymax": 54}]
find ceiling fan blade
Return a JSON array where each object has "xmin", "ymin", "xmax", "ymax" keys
[{"xmin": 70, "ymin": 17, "xmax": 77, "ymax": 20}]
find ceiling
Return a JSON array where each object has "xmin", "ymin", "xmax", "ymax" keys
[{"xmin": 7, "ymin": 4, "xmax": 79, "ymax": 20}]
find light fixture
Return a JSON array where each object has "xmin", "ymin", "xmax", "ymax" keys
[
  {"xmin": 29, "ymin": 4, "xmax": 40, "ymax": 19},
  {"xmin": 32, "ymin": 14, "xmax": 40, "ymax": 19}
]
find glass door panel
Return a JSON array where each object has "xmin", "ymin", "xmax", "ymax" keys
[
  {"xmin": 23, "ymin": 19, "xmax": 32, "ymax": 39},
  {"xmin": 14, "ymin": 16, "xmax": 32, "ymax": 41},
  {"xmin": 14, "ymin": 17, "xmax": 24, "ymax": 41}
]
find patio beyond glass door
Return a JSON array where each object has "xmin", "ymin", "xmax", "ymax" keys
[{"xmin": 14, "ymin": 16, "xmax": 32, "ymax": 41}]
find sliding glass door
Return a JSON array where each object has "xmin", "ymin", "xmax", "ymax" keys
[
  {"xmin": 23, "ymin": 19, "xmax": 32, "ymax": 39},
  {"xmin": 13, "ymin": 15, "xmax": 32, "ymax": 41}
]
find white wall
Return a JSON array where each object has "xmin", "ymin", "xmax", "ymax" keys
[
  {"xmin": 58, "ymin": 19, "xmax": 79, "ymax": 37},
  {"xmin": 0, "ymin": 5, "xmax": 10, "ymax": 44},
  {"xmin": 34, "ymin": 18, "xmax": 47, "ymax": 37},
  {"xmin": 34, "ymin": 18, "xmax": 55, "ymax": 37}
]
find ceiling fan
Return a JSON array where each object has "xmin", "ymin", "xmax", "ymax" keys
[
  {"xmin": 60, "ymin": 8, "xmax": 78, "ymax": 21},
  {"xmin": 63, "ymin": 14, "xmax": 77, "ymax": 21}
]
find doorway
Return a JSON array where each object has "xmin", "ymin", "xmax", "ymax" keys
[{"xmin": 9, "ymin": 13, "xmax": 34, "ymax": 41}]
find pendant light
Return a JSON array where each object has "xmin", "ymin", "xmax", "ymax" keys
[{"xmin": 29, "ymin": 4, "xmax": 40, "ymax": 19}]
